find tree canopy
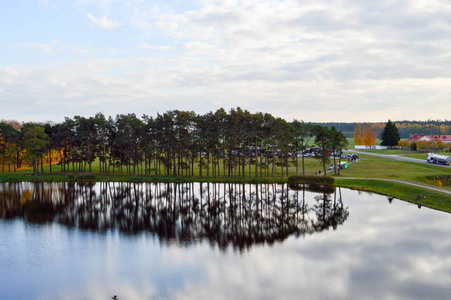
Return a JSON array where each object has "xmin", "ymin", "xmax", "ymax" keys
[
  {"xmin": 381, "ymin": 120, "xmax": 400, "ymax": 147},
  {"xmin": 1, "ymin": 108, "xmax": 350, "ymax": 178}
]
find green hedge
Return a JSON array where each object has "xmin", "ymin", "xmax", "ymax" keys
[
  {"xmin": 288, "ymin": 175, "xmax": 335, "ymax": 185},
  {"xmin": 68, "ymin": 174, "xmax": 96, "ymax": 182}
]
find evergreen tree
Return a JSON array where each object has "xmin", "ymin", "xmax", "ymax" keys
[
  {"xmin": 329, "ymin": 126, "xmax": 348, "ymax": 175},
  {"xmin": 292, "ymin": 120, "xmax": 313, "ymax": 175},
  {"xmin": 23, "ymin": 126, "xmax": 50, "ymax": 177},
  {"xmin": 381, "ymin": 120, "xmax": 400, "ymax": 147},
  {"xmin": 313, "ymin": 125, "xmax": 331, "ymax": 175}
]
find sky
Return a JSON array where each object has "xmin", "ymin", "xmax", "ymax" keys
[{"xmin": 1, "ymin": 0, "xmax": 450, "ymax": 124}]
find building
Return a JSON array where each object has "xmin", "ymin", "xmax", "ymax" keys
[{"xmin": 406, "ymin": 134, "xmax": 451, "ymax": 144}]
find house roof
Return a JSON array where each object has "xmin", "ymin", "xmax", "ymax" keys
[{"xmin": 406, "ymin": 134, "xmax": 451, "ymax": 143}]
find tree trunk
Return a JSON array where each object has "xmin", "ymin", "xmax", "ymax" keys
[
  {"xmin": 255, "ymin": 135, "xmax": 258, "ymax": 177},
  {"xmin": 2, "ymin": 144, "xmax": 5, "ymax": 172},
  {"xmin": 13, "ymin": 147, "xmax": 17, "ymax": 172},
  {"xmin": 207, "ymin": 152, "xmax": 210, "ymax": 177},
  {"xmin": 88, "ymin": 142, "xmax": 92, "ymax": 173},
  {"xmin": 302, "ymin": 153, "xmax": 305, "ymax": 175},
  {"xmin": 286, "ymin": 156, "xmax": 289, "ymax": 177},
  {"xmin": 33, "ymin": 160, "xmax": 38, "ymax": 178},
  {"xmin": 8, "ymin": 141, "xmax": 11, "ymax": 172},
  {"xmin": 70, "ymin": 142, "xmax": 75, "ymax": 173}
]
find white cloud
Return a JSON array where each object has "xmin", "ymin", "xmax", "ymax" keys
[
  {"xmin": 2, "ymin": 0, "xmax": 451, "ymax": 122},
  {"xmin": 140, "ymin": 44, "xmax": 176, "ymax": 51},
  {"xmin": 18, "ymin": 43, "xmax": 55, "ymax": 55},
  {"xmin": 86, "ymin": 13, "xmax": 122, "ymax": 30}
]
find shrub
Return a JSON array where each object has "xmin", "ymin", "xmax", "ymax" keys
[
  {"xmin": 288, "ymin": 175, "xmax": 335, "ymax": 185},
  {"xmin": 77, "ymin": 174, "xmax": 96, "ymax": 182},
  {"xmin": 424, "ymin": 175, "xmax": 450, "ymax": 187},
  {"xmin": 129, "ymin": 176, "xmax": 146, "ymax": 183},
  {"xmin": 67, "ymin": 174, "xmax": 96, "ymax": 182}
]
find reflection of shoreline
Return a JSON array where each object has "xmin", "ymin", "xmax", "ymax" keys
[{"xmin": 0, "ymin": 182, "xmax": 349, "ymax": 251}]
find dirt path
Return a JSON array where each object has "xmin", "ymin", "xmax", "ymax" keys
[
  {"xmin": 349, "ymin": 150, "xmax": 451, "ymax": 168},
  {"xmin": 338, "ymin": 177, "xmax": 451, "ymax": 195}
]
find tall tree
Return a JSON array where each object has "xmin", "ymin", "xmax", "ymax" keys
[
  {"xmin": 94, "ymin": 112, "xmax": 109, "ymax": 173},
  {"xmin": 59, "ymin": 117, "xmax": 76, "ymax": 172},
  {"xmin": 353, "ymin": 123, "xmax": 364, "ymax": 145},
  {"xmin": 23, "ymin": 126, "xmax": 50, "ymax": 177},
  {"xmin": 251, "ymin": 112, "xmax": 263, "ymax": 177},
  {"xmin": 43, "ymin": 123, "xmax": 57, "ymax": 173},
  {"xmin": 273, "ymin": 117, "xmax": 293, "ymax": 177},
  {"xmin": 292, "ymin": 120, "xmax": 313, "ymax": 175},
  {"xmin": 314, "ymin": 125, "xmax": 331, "ymax": 175},
  {"xmin": 0, "ymin": 123, "xmax": 17, "ymax": 172},
  {"xmin": 381, "ymin": 120, "xmax": 400, "ymax": 147},
  {"xmin": 362, "ymin": 124, "xmax": 377, "ymax": 147},
  {"xmin": 329, "ymin": 126, "xmax": 348, "ymax": 175}
]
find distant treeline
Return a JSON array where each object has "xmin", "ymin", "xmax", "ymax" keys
[{"xmin": 314, "ymin": 120, "xmax": 451, "ymax": 138}]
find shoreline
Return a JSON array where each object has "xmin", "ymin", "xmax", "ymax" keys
[{"xmin": 1, "ymin": 172, "xmax": 449, "ymax": 213}]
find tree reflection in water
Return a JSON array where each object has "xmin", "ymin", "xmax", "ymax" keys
[{"xmin": 0, "ymin": 182, "xmax": 349, "ymax": 251}]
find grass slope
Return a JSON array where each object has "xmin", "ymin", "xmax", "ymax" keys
[{"xmin": 1, "ymin": 150, "xmax": 450, "ymax": 212}]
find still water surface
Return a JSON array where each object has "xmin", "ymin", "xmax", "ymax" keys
[{"xmin": 0, "ymin": 182, "xmax": 450, "ymax": 300}]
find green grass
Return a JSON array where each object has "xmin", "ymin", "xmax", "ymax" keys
[
  {"xmin": 355, "ymin": 149, "xmax": 429, "ymax": 159},
  {"xmin": 337, "ymin": 153, "xmax": 451, "ymax": 185},
  {"xmin": 333, "ymin": 152, "xmax": 451, "ymax": 212},
  {"xmin": 335, "ymin": 179, "xmax": 451, "ymax": 213},
  {"xmin": 2, "ymin": 153, "xmax": 450, "ymax": 212},
  {"xmin": 356, "ymin": 149, "xmax": 409, "ymax": 155}
]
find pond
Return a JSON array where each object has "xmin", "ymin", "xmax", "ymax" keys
[{"xmin": 0, "ymin": 182, "xmax": 450, "ymax": 300}]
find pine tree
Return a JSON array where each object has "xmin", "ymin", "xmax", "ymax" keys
[{"xmin": 381, "ymin": 120, "xmax": 400, "ymax": 147}]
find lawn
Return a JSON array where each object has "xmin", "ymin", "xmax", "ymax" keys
[
  {"xmin": 2, "ymin": 153, "xmax": 450, "ymax": 212},
  {"xmin": 335, "ymin": 178, "xmax": 451, "ymax": 213},
  {"xmin": 1, "ymin": 156, "xmax": 328, "ymax": 180},
  {"xmin": 336, "ymin": 153, "xmax": 451, "ymax": 185}
]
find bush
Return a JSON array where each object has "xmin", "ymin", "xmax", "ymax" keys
[
  {"xmin": 424, "ymin": 175, "xmax": 451, "ymax": 187},
  {"xmin": 288, "ymin": 175, "xmax": 335, "ymax": 185},
  {"xmin": 129, "ymin": 176, "xmax": 146, "ymax": 183},
  {"xmin": 288, "ymin": 182, "xmax": 336, "ymax": 194},
  {"xmin": 77, "ymin": 174, "xmax": 96, "ymax": 182},
  {"xmin": 67, "ymin": 174, "xmax": 96, "ymax": 182}
]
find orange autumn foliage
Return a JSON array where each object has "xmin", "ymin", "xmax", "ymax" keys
[
  {"xmin": 363, "ymin": 124, "xmax": 377, "ymax": 146},
  {"xmin": 353, "ymin": 123, "xmax": 364, "ymax": 145}
]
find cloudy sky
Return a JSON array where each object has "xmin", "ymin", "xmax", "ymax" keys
[{"xmin": 1, "ymin": 0, "xmax": 450, "ymax": 123}]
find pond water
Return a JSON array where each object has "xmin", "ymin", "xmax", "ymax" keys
[{"xmin": 0, "ymin": 182, "xmax": 450, "ymax": 300}]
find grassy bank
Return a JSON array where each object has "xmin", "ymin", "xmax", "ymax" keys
[
  {"xmin": 0, "ymin": 171, "xmax": 288, "ymax": 184},
  {"xmin": 337, "ymin": 152, "xmax": 451, "ymax": 187},
  {"xmin": 1, "ymin": 152, "xmax": 450, "ymax": 213},
  {"xmin": 335, "ymin": 178, "xmax": 451, "ymax": 213}
]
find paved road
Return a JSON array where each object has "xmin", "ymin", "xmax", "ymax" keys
[{"xmin": 348, "ymin": 150, "xmax": 451, "ymax": 168}]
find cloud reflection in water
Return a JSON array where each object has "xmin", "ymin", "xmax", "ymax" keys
[{"xmin": 0, "ymin": 182, "xmax": 450, "ymax": 299}]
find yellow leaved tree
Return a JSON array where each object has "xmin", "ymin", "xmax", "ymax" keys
[
  {"xmin": 353, "ymin": 123, "xmax": 364, "ymax": 145},
  {"xmin": 363, "ymin": 124, "xmax": 377, "ymax": 146}
]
